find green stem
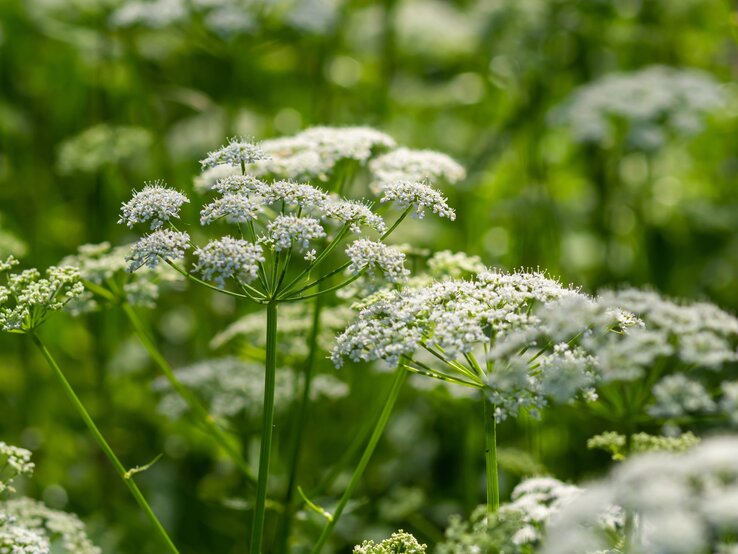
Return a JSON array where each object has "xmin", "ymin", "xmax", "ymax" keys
[
  {"xmin": 30, "ymin": 333, "xmax": 181, "ymax": 554},
  {"xmin": 121, "ymin": 303, "xmax": 257, "ymax": 484},
  {"xmin": 250, "ymin": 301, "xmax": 279, "ymax": 553},
  {"xmin": 311, "ymin": 365, "xmax": 407, "ymax": 554},
  {"xmin": 483, "ymin": 397, "xmax": 500, "ymax": 519},
  {"xmin": 275, "ymin": 296, "xmax": 323, "ymax": 554}
]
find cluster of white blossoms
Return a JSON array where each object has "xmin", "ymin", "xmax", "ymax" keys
[
  {"xmin": 369, "ymin": 147, "xmax": 466, "ymax": 189},
  {"xmin": 122, "ymin": 134, "xmax": 457, "ymax": 299},
  {"xmin": 332, "ymin": 269, "xmax": 611, "ymax": 421},
  {"xmin": 251, "ymin": 127, "xmax": 396, "ymax": 182},
  {"xmin": 553, "ymin": 65, "xmax": 725, "ymax": 149},
  {"xmin": 353, "ymin": 530, "xmax": 427, "ymax": 554},
  {"xmin": 437, "ymin": 478, "xmax": 584, "ymax": 554},
  {"xmin": 193, "ymin": 237, "xmax": 265, "ymax": 287},
  {"xmin": 153, "ymin": 357, "xmax": 349, "ymax": 420},
  {"xmin": 588, "ymin": 431, "xmax": 700, "ymax": 461},
  {"xmin": 0, "ymin": 442, "xmax": 34, "ymax": 494},
  {"xmin": 56, "ymin": 124, "xmax": 152, "ymax": 175},
  {"xmin": 0, "ymin": 258, "xmax": 84, "ymax": 333},
  {"xmin": 61, "ymin": 242, "xmax": 183, "ymax": 311},
  {"xmin": 541, "ymin": 436, "xmax": 738, "ymax": 554},
  {"xmin": 119, "ymin": 182, "xmax": 190, "ymax": 230},
  {"xmin": 0, "ymin": 443, "xmax": 99, "ymax": 554},
  {"xmin": 379, "ymin": 181, "xmax": 456, "ymax": 220},
  {"xmin": 346, "ymin": 239, "xmax": 410, "ymax": 283}
]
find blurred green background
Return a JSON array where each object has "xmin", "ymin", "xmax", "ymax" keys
[{"xmin": 1, "ymin": 0, "xmax": 737, "ymax": 552}]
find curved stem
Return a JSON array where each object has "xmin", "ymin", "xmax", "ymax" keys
[
  {"xmin": 275, "ymin": 296, "xmax": 323, "ymax": 554},
  {"xmin": 311, "ymin": 365, "xmax": 407, "ymax": 554},
  {"xmin": 250, "ymin": 301, "xmax": 279, "ymax": 553},
  {"xmin": 30, "ymin": 333, "xmax": 181, "ymax": 554},
  {"xmin": 483, "ymin": 397, "xmax": 500, "ymax": 520},
  {"xmin": 122, "ymin": 303, "xmax": 257, "ymax": 484},
  {"xmin": 165, "ymin": 260, "xmax": 263, "ymax": 302}
]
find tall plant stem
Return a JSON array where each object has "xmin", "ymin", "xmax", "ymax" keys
[
  {"xmin": 311, "ymin": 366, "xmax": 407, "ymax": 554},
  {"xmin": 250, "ymin": 301, "xmax": 279, "ymax": 554},
  {"xmin": 483, "ymin": 397, "xmax": 500, "ymax": 519},
  {"xmin": 30, "ymin": 333, "xmax": 181, "ymax": 554},
  {"xmin": 274, "ymin": 296, "xmax": 323, "ymax": 554},
  {"xmin": 121, "ymin": 303, "xmax": 257, "ymax": 484}
]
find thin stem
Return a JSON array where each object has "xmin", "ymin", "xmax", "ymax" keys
[
  {"xmin": 250, "ymin": 301, "xmax": 279, "ymax": 554},
  {"xmin": 483, "ymin": 397, "xmax": 500, "ymax": 520},
  {"xmin": 380, "ymin": 207, "xmax": 412, "ymax": 240},
  {"xmin": 282, "ymin": 273, "xmax": 362, "ymax": 302},
  {"xmin": 122, "ymin": 303, "xmax": 256, "ymax": 484},
  {"xmin": 275, "ymin": 296, "xmax": 323, "ymax": 554},
  {"xmin": 30, "ymin": 333, "xmax": 181, "ymax": 554},
  {"xmin": 311, "ymin": 365, "xmax": 407, "ymax": 554},
  {"xmin": 166, "ymin": 260, "xmax": 262, "ymax": 302}
]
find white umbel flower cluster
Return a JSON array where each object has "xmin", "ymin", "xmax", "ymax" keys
[
  {"xmin": 127, "ymin": 229, "xmax": 191, "ymax": 271},
  {"xmin": 261, "ymin": 215, "xmax": 327, "ymax": 252},
  {"xmin": 380, "ymin": 180, "xmax": 456, "ymax": 220},
  {"xmin": 118, "ymin": 182, "xmax": 189, "ymax": 230},
  {"xmin": 200, "ymin": 137, "xmax": 267, "ymax": 169},
  {"xmin": 345, "ymin": 239, "xmax": 409, "ymax": 283},
  {"xmin": 200, "ymin": 192, "xmax": 263, "ymax": 224},
  {"xmin": 193, "ymin": 237, "xmax": 265, "ymax": 287},
  {"xmin": 353, "ymin": 530, "xmax": 427, "ymax": 554},
  {"xmin": 542, "ymin": 436, "xmax": 738, "ymax": 554},
  {"xmin": 369, "ymin": 147, "xmax": 466, "ymax": 188},
  {"xmin": 323, "ymin": 199, "xmax": 387, "ymax": 234},
  {"xmin": 0, "ymin": 262, "xmax": 84, "ymax": 332},
  {"xmin": 0, "ymin": 442, "xmax": 34, "ymax": 494}
]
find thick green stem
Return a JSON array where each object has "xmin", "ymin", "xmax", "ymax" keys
[
  {"xmin": 122, "ymin": 303, "xmax": 257, "ymax": 484},
  {"xmin": 30, "ymin": 333, "xmax": 181, "ymax": 554},
  {"xmin": 483, "ymin": 398, "xmax": 500, "ymax": 519},
  {"xmin": 311, "ymin": 366, "xmax": 407, "ymax": 554},
  {"xmin": 250, "ymin": 301, "xmax": 279, "ymax": 553},
  {"xmin": 274, "ymin": 296, "xmax": 323, "ymax": 554}
]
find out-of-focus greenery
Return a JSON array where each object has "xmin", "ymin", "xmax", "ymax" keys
[{"xmin": 1, "ymin": 0, "xmax": 737, "ymax": 552}]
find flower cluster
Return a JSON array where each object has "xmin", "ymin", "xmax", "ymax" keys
[
  {"xmin": 553, "ymin": 65, "xmax": 725, "ymax": 149},
  {"xmin": 126, "ymin": 229, "xmax": 191, "ymax": 271},
  {"xmin": 353, "ymin": 530, "xmax": 427, "ymax": 554},
  {"xmin": 0, "ymin": 442, "xmax": 34, "ymax": 494},
  {"xmin": 194, "ymin": 237, "xmax": 264, "ymax": 287},
  {"xmin": 588, "ymin": 431, "xmax": 700, "ymax": 460},
  {"xmin": 56, "ymin": 124, "xmax": 152, "ymax": 175},
  {"xmin": 153, "ymin": 357, "xmax": 348, "ymax": 420},
  {"xmin": 380, "ymin": 181, "xmax": 456, "ymax": 220},
  {"xmin": 0, "ymin": 259, "xmax": 84, "ymax": 332},
  {"xmin": 119, "ymin": 182, "xmax": 189, "ymax": 230},
  {"xmin": 369, "ymin": 147, "xmax": 466, "ymax": 188},
  {"xmin": 200, "ymin": 137, "xmax": 267, "ymax": 169},
  {"xmin": 542, "ymin": 436, "xmax": 738, "ymax": 554},
  {"xmin": 346, "ymin": 239, "xmax": 409, "ymax": 283}
]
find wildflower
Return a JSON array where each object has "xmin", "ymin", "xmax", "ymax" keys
[
  {"xmin": 193, "ymin": 237, "xmax": 264, "ymax": 287},
  {"xmin": 193, "ymin": 164, "xmax": 240, "ymax": 194},
  {"xmin": 346, "ymin": 239, "xmax": 409, "ymax": 283},
  {"xmin": 353, "ymin": 530, "xmax": 427, "ymax": 554},
  {"xmin": 200, "ymin": 193, "xmax": 263, "ymax": 225},
  {"xmin": 260, "ymin": 215, "xmax": 326, "ymax": 252},
  {"xmin": 0, "ymin": 442, "xmax": 34, "ymax": 494},
  {"xmin": 211, "ymin": 174, "xmax": 265, "ymax": 195},
  {"xmin": 380, "ymin": 180, "xmax": 455, "ymax": 220},
  {"xmin": 0, "ymin": 256, "xmax": 19, "ymax": 273},
  {"xmin": 588, "ymin": 431, "xmax": 700, "ymax": 460},
  {"xmin": 262, "ymin": 180, "xmax": 328, "ymax": 211},
  {"xmin": 648, "ymin": 374, "xmax": 716, "ymax": 418},
  {"xmin": 200, "ymin": 137, "xmax": 267, "ymax": 169},
  {"xmin": 118, "ymin": 182, "xmax": 190, "ymax": 230},
  {"xmin": 370, "ymin": 147, "xmax": 466, "ymax": 187},
  {"xmin": 426, "ymin": 250, "xmax": 485, "ymax": 279},
  {"xmin": 127, "ymin": 229, "xmax": 190, "ymax": 271},
  {"xmin": 323, "ymin": 199, "xmax": 387, "ymax": 233}
]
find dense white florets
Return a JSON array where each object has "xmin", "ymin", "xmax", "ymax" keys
[
  {"xmin": 200, "ymin": 138, "xmax": 267, "ymax": 169},
  {"xmin": 127, "ymin": 230, "xmax": 191, "ymax": 271},
  {"xmin": 353, "ymin": 530, "xmax": 427, "ymax": 554},
  {"xmin": 345, "ymin": 239, "xmax": 409, "ymax": 283},
  {"xmin": 370, "ymin": 147, "xmax": 466, "ymax": 187},
  {"xmin": 118, "ymin": 182, "xmax": 189, "ymax": 230},
  {"xmin": 0, "ymin": 442, "xmax": 34, "ymax": 494},
  {"xmin": 380, "ymin": 180, "xmax": 456, "ymax": 220},
  {"xmin": 323, "ymin": 199, "xmax": 387, "ymax": 233},
  {"xmin": 261, "ymin": 215, "xmax": 326, "ymax": 252},
  {"xmin": 193, "ymin": 237, "xmax": 264, "ymax": 287},
  {"xmin": 200, "ymin": 193, "xmax": 263, "ymax": 225}
]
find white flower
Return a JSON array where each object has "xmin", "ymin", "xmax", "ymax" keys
[
  {"xmin": 200, "ymin": 193, "xmax": 263, "ymax": 224},
  {"xmin": 262, "ymin": 180, "xmax": 328, "ymax": 211},
  {"xmin": 649, "ymin": 374, "xmax": 716, "ymax": 418},
  {"xmin": 260, "ymin": 215, "xmax": 326, "ymax": 252},
  {"xmin": 353, "ymin": 530, "xmax": 426, "ymax": 553},
  {"xmin": 193, "ymin": 164, "xmax": 240, "ymax": 194},
  {"xmin": 323, "ymin": 198, "xmax": 386, "ymax": 233},
  {"xmin": 193, "ymin": 237, "xmax": 264, "ymax": 287},
  {"xmin": 0, "ymin": 442, "xmax": 34, "ymax": 493},
  {"xmin": 345, "ymin": 239, "xmax": 409, "ymax": 283},
  {"xmin": 200, "ymin": 138, "xmax": 267, "ymax": 169},
  {"xmin": 127, "ymin": 229, "xmax": 190, "ymax": 271},
  {"xmin": 370, "ymin": 147, "xmax": 466, "ymax": 187},
  {"xmin": 380, "ymin": 180, "xmax": 455, "ymax": 219},
  {"xmin": 119, "ymin": 182, "xmax": 189, "ymax": 229}
]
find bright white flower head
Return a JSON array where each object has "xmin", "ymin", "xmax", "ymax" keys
[
  {"xmin": 0, "ymin": 442, "xmax": 34, "ymax": 494},
  {"xmin": 345, "ymin": 239, "xmax": 409, "ymax": 283},
  {"xmin": 649, "ymin": 374, "xmax": 716, "ymax": 419},
  {"xmin": 200, "ymin": 193, "xmax": 263, "ymax": 225},
  {"xmin": 323, "ymin": 198, "xmax": 387, "ymax": 233},
  {"xmin": 118, "ymin": 182, "xmax": 190, "ymax": 230},
  {"xmin": 200, "ymin": 137, "xmax": 267, "ymax": 169},
  {"xmin": 193, "ymin": 237, "xmax": 264, "ymax": 287},
  {"xmin": 353, "ymin": 530, "xmax": 426, "ymax": 554},
  {"xmin": 127, "ymin": 229, "xmax": 190, "ymax": 271},
  {"xmin": 193, "ymin": 164, "xmax": 240, "ymax": 194},
  {"xmin": 370, "ymin": 147, "xmax": 466, "ymax": 188},
  {"xmin": 261, "ymin": 215, "xmax": 326, "ymax": 252},
  {"xmin": 380, "ymin": 180, "xmax": 456, "ymax": 220}
]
